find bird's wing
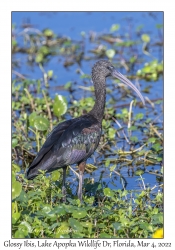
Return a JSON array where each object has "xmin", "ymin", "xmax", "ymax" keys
[
  {"xmin": 54, "ymin": 116, "xmax": 101, "ymax": 169},
  {"xmin": 26, "ymin": 115, "xmax": 101, "ymax": 179},
  {"xmin": 26, "ymin": 119, "xmax": 74, "ymax": 179}
]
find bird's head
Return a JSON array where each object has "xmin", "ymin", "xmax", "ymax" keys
[{"xmin": 92, "ymin": 60, "xmax": 145, "ymax": 106}]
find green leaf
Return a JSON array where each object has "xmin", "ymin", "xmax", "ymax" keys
[
  {"xmin": 72, "ymin": 210, "xmax": 87, "ymax": 219},
  {"xmin": 141, "ymin": 34, "xmax": 150, "ymax": 43},
  {"xmin": 99, "ymin": 233, "xmax": 111, "ymax": 238},
  {"xmin": 52, "ymin": 206, "xmax": 66, "ymax": 216},
  {"xmin": 12, "ymin": 181, "xmax": 22, "ymax": 200},
  {"xmin": 105, "ymin": 159, "xmax": 110, "ymax": 167},
  {"xmin": 134, "ymin": 113, "xmax": 144, "ymax": 120},
  {"xmin": 68, "ymin": 218, "xmax": 83, "ymax": 232},
  {"xmin": 110, "ymin": 24, "xmax": 120, "ymax": 32},
  {"xmin": 12, "ymin": 163, "xmax": 20, "ymax": 173},
  {"xmin": 152, "ymin": 143, "xmax": 161, "ymax": 152},
  {"xmin": 12, "ymin": 39, "xmax": 17, "ymax": 47},
  {"xmin": 34, "ymin": 116, "xmax": 49, "ymax": 131},
  {"xmin": 35, "ymin": 53, "xmax": 44, "ymax": 63},
  {"xmin": 135, "ymin": 169, "xmax": 144, "ymax": 176},
  {"xmin": 12, "ymin": 172, "xmax": 16, "ymax": 184},
  {"xmin": 39, "ymin": 46, "xmax": 50, "ymax": 55},
  {"xmin": 12, "ymin": 212, "xmax": 21, "ymax": 224},
  {"xmin": 80, "ymin": 74, "xmax": 91, "ymax": 79},
  {"xmin": 156, "ymin": 24, "xmax": 163, "ymax": 29},
  {"xmin": 113, "ymin": 222, "xmax": 121, "ymax": 230},
  {"xmin": 29, "ymin": 112, "xmax": 38, "ymax": 127},
  {"xmin": 103, "ymin": 188, "xmax": 114, "ymax": 197},
  {"xmin": 131, "ymin": 226, "xmax": 139, "ymax": 233},
  {"xmin": 108, "ymin": 127, "xmax": 116, "ymax": 139},
  {"xmin": 18, "ymin": 224, "xmax": 29, "ymax": 236},
  {"xmin": 130, "ymin": 136, "xmax": 138, "ymax": 142},
  {"xmin": 12, "ymin": 138, "xmax": 18, "ymax": 148},
  {"xmin": 105, "ymin": 49, "xmax": 115, "ymax": 59},
  {"xmin": 148, "ymin": 137, "xmax": 156, "ymax": 143},
  {"xmin": 52, "ymin": 171, "xmax": 61, "ymax": 181},
  {"xmin": 43, "ymin": 29, "xmax": 54, "ymax": 37},
  {"xmin": 53, "ymin": 95, "xmax": 67, "ymax": 117},
  {"xmin": 55, "ymin": 222, "xmax": 69, "ymax": 238},
  {"xmin": 110, "ymin": 164, "xmax": 116, "ymax": 172},
  {"xmin": 47, "ymin": 70, "xmax": 53, "ymax": 78},
  {"xmin": 81, "ymin": 221, "xmax": 92, "ymax": 228},
  {"xmin": 128, "ymin": 126, "xmax": 137, "ymax": 131},
  {"xmin": 14, "ymin": 230, "xmax": 25, "ymax": 238},
  {"xmin": 152, "ymin": 213, "xmax": 163, "ymax": 224},
  {"xmin": 64, "ymin": 81, "xmax": 72, "ymax": 89},
  {"xmin": 140, "ymin": 222, "xmax": 153, "ymax": 232},
  {"xmin": 20, "ymin": 221, "xmax": 32, "ymax": 233}
]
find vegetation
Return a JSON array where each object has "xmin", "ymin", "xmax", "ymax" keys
[{"xmin": 12, "ymin": 16, "xmax": 163, "ymax": 238}]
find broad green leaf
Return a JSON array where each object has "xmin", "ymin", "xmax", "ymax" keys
[
  {"xmin": 12, "ymin": 172, "xmax": 16, "ymax": 184},
  {"xmin": 39, "ymin": 46, "xmax": 50, "ymax": 55},
  {"xmin": 12, "ymin": 212, "xmax": 20, "ymax": 224},
  {"xmin": 148, "ymin": 137, "xmax": 156, "ymax": 143},
  {"xmin": 12, "ymin": 138, "xmax": 18, "ymax": 148},
  {"xmin": 141, "ymin": 34, "xmax": 150, "ymax": 43},
  {"xmin": 108, "ymin": 127, "xmax": 116, "ymax": 139},
  {"xmin": 43, "ymin": 29, "xmax": 54, "ymax": 37},
  {"xmin": 135, "ymin": 169, "xmax": 144, "ymax": 176},
  {"xmin": 68, "ymin": 218, "xmax": 83, "ymax": 232},
  {"xmin": 52, "ymin": 206, "xmax": 66, "ymax": 216},
  {"xmin": 103, "ymin": 188, "xmax": 114, "ymax": 197},
  {"xmin": 72, "ymin": 233, "xmax": 84, "ymax": 238},
  {"xmin": 134, "ymin": 113, "xmax": 144, "ymax": 120},
  {"xmin": 53, "ymin": 95, "xmax": 67, "ymax": 117},
  {"xmin": 29, "ymin": 112, "xmax": 38, "ymax": 127},
  {"xmin": 128, "ymin": 126, "xmax": 137, "ymax": 131},
  {"xmin": 34, "ymin": 116, "xmax": 49, "ymax": 131},
  {"xmin": 35, "ymin": 53, "xmax": 44, "ymax": 63},
  {"xmin": 131, "ymin": 226, "xmax": 139, "ymax": 233},
  {"xmin": 12, "ymin": 181, "xmax": 22, "ymax": 200},
  {"xmin": 18, "ymin": 224, "xmax": 29, "ymax": 236},
  {"xmin": 81, "ymin": 221, "xmax": 92, "ymax": 228},
  {"xmin": 52, "ymin": 171, "xmax": 60, "ymax": 181},
  {"xmin": 64, "ymin": 81, "xmax": 72, "ymax": 89},
  {"xmin": 105, "ymin": 49, "xmax": 115, "ymax": 59},
  {"xmin": 140, "ymin": 222, "xmax": 153, "ymax": 232},
  {"xmin": 113, "ymin": 222, "xmax": 121, "ymax": 230},
  {"xmin": 110, "ymin": 24, "xmax": 120, "ymax": 32},
  {"xmin": 130, "ymin": 136, "xmax": 138, "ymax": 142},
  {"xmin": 99, "ymin": 233, "xmax": 111, "ymax": 238},
  {"xmin": 20, "ymin": 221, "xmax": 32, "ymax": 233},
  {"xmin": 47, "ymin": 70, "xmax": 53, "ymax": 78},
  {"xmin": 72, "ymin": 210, "xmax": 87, "ymax": 219},
  {"xmin": 14, "ymin": 230, "xmax": 25, "ymax": 238}
]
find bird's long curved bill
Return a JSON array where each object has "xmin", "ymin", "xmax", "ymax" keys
[{"xmin": 112, "ymin": 70, "xmax": 145, "ymax": 105}]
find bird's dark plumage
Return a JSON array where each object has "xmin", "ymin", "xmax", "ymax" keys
[
  {"xmin": 26, "ymin": 59, "xmax": 145, "ymax": 201},
  {"xmin": 26, "ymin": 115, "xmax": 101, "ymax": 179}
]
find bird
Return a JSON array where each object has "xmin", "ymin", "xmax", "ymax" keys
[{"xmin": 26, "ymin": 60, "xmax": 145, "ymax": 202}]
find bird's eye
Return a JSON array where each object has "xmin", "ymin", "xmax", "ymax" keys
[{"xmin": 107, "ymin": 66, "xmax": 114, "ymax": 71}]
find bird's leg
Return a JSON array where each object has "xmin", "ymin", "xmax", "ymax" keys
[
  {"xmin": 62, "ymin": 167, "xmax": 67, "ymax": 203},
  {"xmin": 78, "ymin": 162, "xmax": 86, "ymax": 202}
]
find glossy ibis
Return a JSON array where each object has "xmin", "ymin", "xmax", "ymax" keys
[{"xmin": 26, "ymin": 60, "xmax": 145, "ymax": 201}]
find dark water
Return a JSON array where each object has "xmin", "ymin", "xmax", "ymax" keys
[{"xmin": 12, "ymin": 11, "xmax": 163, "ymax": 192}]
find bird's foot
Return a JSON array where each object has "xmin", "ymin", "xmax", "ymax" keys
[{"xmin": 62, "ymin": 186, "xmax": 67, "ymax": 203}]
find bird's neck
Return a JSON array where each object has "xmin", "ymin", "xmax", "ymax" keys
[{"xmin": 89, "ymin": 74, "xmax": 106, "ymax": 123}]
